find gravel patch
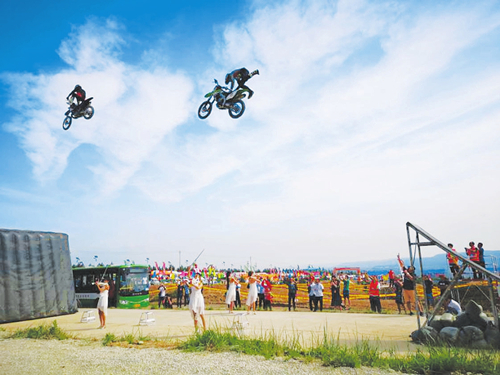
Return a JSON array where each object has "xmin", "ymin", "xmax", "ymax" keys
[{"xmin": 0, "ymin": 338, "xmax": 409, "ymax": 375}]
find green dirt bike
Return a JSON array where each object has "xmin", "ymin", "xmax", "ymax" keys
[{"xmin": 198, "ymin": 79, "xmax": 247, "ymax": 119}]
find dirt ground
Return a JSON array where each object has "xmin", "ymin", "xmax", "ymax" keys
[{"xmin": 1, "ymin": 305, "xmax": 422, "ymax": 351}]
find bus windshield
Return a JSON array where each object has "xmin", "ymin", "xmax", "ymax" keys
[{"xmin": 119, "ymin": 268, "xmax": 149, "ymax": 296}]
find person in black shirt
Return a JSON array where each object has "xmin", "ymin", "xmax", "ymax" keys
[
  {"xmin": 66, "ymin": 84, "xmax": 86, "ymax": 113},
  {"xmin": 176, "ymin": 280, "xmax": 184, "ymax": 308},
  {"xmin": 225, "ymin": 270, "xmax": 231, "ymax": 290},
  {"xmin": 423, "ymin": 275, "xmax": 434, "ymax": 308},
  {"xmin": 225, "ymin": 68, "xmax": 259, "ymax": 99},
  {"xmin": 285, "ymin": 277, "xmax": 298, "ymax": 311},
  {"xmin": 393, "ymin": 277, "xmax": 406, "ymax": 314},
  {"xmin": 308, "ymin": 280, "xmax": 314, "ymax": 311},
  {"xmin": 437, "ymin": 275, "xmax": 450, "ymax": 296},
  {"xmin": 235, "ymin": 282, "xmax": 241, "ymax": 308},
  {"xmin": 403, "ymin": 267, "xmax": 417, "ymax": 315}
]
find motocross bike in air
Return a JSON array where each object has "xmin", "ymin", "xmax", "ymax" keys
[
  {"xmin": 198, "ymin": 79, "xmax": 247, "ymax": 120},
  {"xmin": 62, "ymin": 96, "xmax": 95, "ymax": 130}
]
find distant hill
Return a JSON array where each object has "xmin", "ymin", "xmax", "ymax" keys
[{"xmin": 336, "ymin": 250, "xmax": 500, "ymax": 276}]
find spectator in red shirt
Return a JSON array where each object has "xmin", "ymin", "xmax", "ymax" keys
[
  {"xmin": 388, "ymin": 269, "xmax": 395, "ymax": 288},
  {"xmin": 466, "ymin": 242, "xmax": 481, "ymax": 279}
]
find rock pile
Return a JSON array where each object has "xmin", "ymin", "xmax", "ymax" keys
[{"xmin": 411, "ymin": 300, "xmax": 500, "ymax": 349}]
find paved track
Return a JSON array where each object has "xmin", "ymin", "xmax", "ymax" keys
[{"xmin": 1, "ymin": 308, "xmax": 421, "ymax": 350}]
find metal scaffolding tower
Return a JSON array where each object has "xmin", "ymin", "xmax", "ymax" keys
[{"xmin": 406, "ymin": 222, "xmax": 500, "ymax": 331}]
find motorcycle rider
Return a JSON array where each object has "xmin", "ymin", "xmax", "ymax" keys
[
  {"xmin": 66, "ymin": 85, "xmax": 86, "ymax": 114},
  {"xmin": 224, "ymin": 68, "xmax": 259, "ymax": 101}
]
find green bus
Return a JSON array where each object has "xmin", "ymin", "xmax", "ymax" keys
[{"xmin": 72, "ymin": 265, "xmax": 150, "ymax": 309}]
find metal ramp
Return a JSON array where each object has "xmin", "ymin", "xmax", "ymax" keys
[{"xmin": 406, "ymin": 222, "xmax": 500, "ymax": 331}]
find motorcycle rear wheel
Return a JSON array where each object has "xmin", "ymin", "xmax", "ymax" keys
[
  {"xmin": 228, "ymin": 100, "xmax": 245, "ymax": 119},
  {"xmin": 83, "ymin": 105, "xmax": 94, "ymax": 120},
  {"xmin": 63, "ymin": 116, "xmax": 72, "ymax": 130},
  {"xmin": 198, "ymin": 101, "xmax": 212, "ymax": 119}
]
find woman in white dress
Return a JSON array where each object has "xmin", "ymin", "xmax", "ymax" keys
[
  {"xmin": 188, "ymin": 272, "xmax": 206, "ymax": 331},
  {"xmin": 225, "ymin": 274, "xmax": 237, "ymax": 313},
  {"xmin": 246, "ymin": 271, "xmax": 259, "ymax": 313},
  {"xmin": 96, "ymin": 278, "xmax": 109, "ymax": 329}
]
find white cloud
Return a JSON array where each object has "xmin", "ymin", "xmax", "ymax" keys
[
  {"xmin": 3, "ymin": 19, "xmax": 193, "ymax": 196},
  {"xmin": 129, "ymin": 0, "xmax": 500, "ymax": 263}
]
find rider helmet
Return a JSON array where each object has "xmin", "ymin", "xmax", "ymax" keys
[{"xmin": 74, "ymin": 84, "xmax": 81, "ymax": 90}]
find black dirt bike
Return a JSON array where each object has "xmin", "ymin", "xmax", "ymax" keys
[
  {"xmin": 198, "ymin": 79, "xmax": 247, "ymax": 120},
  {"xmin": 62, "ymin": 97, "xmax": 95, "ymax": 130}
]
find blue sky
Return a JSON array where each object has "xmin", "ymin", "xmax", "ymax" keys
[{"xmin": 1, "ymin": 0, "xmax": 500, "ymax": 270}]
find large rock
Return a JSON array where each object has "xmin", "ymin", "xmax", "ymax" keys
[
  {"xmin": 484, "ymin": 322, "xmax": 500, "ymax": 349},
  {"xmin": 411, "ymin": 326, "xmax": 439, "ymax": 345},
  {"xmin": 465, "ymin": 300, "xmax": 483, "ymax": 318},
  {"xmin": 470, "ymin": 312, "xmax": 490, "ymax": 331},
  {"xmin": 439, "ymin": 326, "xmax": 460, "ymax": 345},
  {"xmin": 429, "ymin": 318, "xmax": 444, "ymax": 332},
  {"xmin": 440, "ymin": 313, "xmax": 455, "ymax": 327},
  {"xmin": 453, "ymin": 312, "xmax": 472, "ymax": 328},
  {"xmin": 470, "ymin": 339, "xmax": 490, "ymax": 349},
  {"xmin": 458, "ymin": 326, "xmax": 484, "ymax": 346}
]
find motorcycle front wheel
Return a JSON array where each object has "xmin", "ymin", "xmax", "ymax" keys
[
  {"xmin": 62, "ymin": 116, "xmax": 72, "ymax": 130},
  {"xmin": 83, "ymin": 106, "xmax": 95, "ymax": 120},
  {"xmin": 198, "ymin": 101, "xmax": 212, "ymax": 119},
  {"xmin": 228, "ymin": 100, "xmax": 245, "ymax": 119}
]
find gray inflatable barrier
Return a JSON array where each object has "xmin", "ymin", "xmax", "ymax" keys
[{"xmin": 0, "ymin": 229, "xmax": 78, "ymax": 323}]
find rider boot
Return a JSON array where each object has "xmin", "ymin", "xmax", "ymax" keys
[{"xmin": 248, "ymin": 89, "xmax": 254, "ymax": 99}]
